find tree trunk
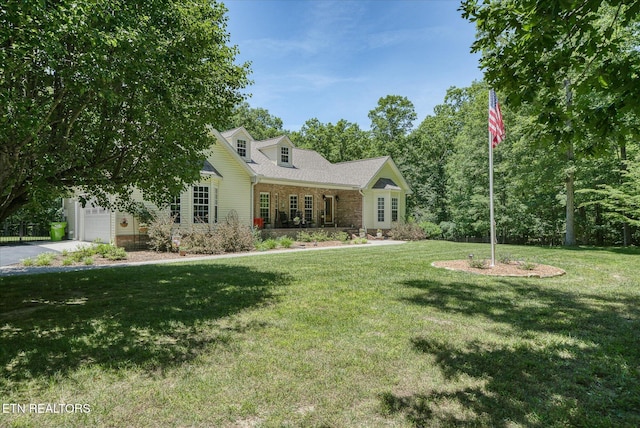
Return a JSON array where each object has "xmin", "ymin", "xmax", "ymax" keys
[
  {"xmin": 620, "ymin": 141, "xmax": 632, "ymax": 246},
  {"xmin": 564, "ymin": 80, "xmax": 576, "ymax": 246}
]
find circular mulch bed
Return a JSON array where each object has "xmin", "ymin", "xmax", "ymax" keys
[{"xmin": 431, "ymin": 260, "xmax": 565, "ymax": 278}]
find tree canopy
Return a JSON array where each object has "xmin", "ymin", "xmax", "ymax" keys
[{"xmin": 0, "ymin": 0, "xmax": 250, "ymax": 221}]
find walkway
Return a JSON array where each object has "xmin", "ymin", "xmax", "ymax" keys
[{"xmin": 0, "ymin": 239, "xmax": 406, "ymax": 277}]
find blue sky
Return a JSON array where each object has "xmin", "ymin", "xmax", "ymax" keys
[{"xmin": 225, "ymin": 0, "xmax": 483, "ymax": 132}]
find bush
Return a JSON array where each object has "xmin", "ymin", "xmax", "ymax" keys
[
  {"xmin": 259, "ymin": 238, "xmax": 278, "ymax": 250},
  {"xmin": 389, "ymin": 221, "xmax": 426, "ymax": 241},
  {"xmin": 518, "ymin": 260, "xmax": 537, "ymax": 270},
  {"xmin": 439, "ymin": 221, "xmax": 457, "ymax": 241},
  {"xmin": 180, "ymin": 211, "xmax": 255, "ymax": 254},
  {"xmin": 419, "ymin": 221, "xmax": 442, "ymax": 239},
  {"xmin": 297, "ymin": 230, "xmax": 334, "ymax": 242},
  {"xmin": 180, "ymin": 228, "xmax": 222, "ymax": 255},
  {"xmin": 148, "ymin": 213, "xmax": 178, "ymax": 252},
  {"xmin": 34, "ymin": 252, "xmax": 56, "ymax": 266},
  {"xmin": 215, "ymin": 211, "xmax": 255, "ymax": 252},
  {"xmin": 332, "ymin": 231, "xmax": 350, "ymax": 242},
  {"xmin": 468, "ymin": 258, "xmax": 488, "ymax": 269},
  {"xmin": 277, "ymin": 236, "xmax": 294, "ymax": 248}
]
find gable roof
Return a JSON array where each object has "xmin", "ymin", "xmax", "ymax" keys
[{"xmin": 214, "ymin": 127, "xmax": 410, "ymax": 192}]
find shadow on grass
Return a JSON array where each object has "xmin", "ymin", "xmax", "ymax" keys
[
  {"xmin": 0, "ymin": 263, "xmax": 289, "ymax": 388},
  {"xmin": 381, "ymin": 278, "xmax": 640, "ymax": 427}
]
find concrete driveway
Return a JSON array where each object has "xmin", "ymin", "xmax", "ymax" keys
[{"xmin": 0, "ymin": 241, "xmax": 89, "ymax": 267}]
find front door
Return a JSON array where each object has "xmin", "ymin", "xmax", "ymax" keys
[{"xmin": 324, "ymin": 196, "xmax": 334, "ymax": 224}]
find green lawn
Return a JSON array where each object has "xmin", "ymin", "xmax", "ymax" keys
[{"xmin": 1, "ymin": 241, "xmax": 639, "ymax": 427}]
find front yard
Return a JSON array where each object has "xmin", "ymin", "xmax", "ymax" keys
[{"xmin": 1, "ymin": 241, "xmax": 639, "ymax": 427}]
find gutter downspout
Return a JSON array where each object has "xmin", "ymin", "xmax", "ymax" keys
[{"xmin": 358, "ymin": 188, "xmax": 365, "ymax": 231}]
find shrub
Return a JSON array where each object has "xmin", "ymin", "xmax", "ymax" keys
[
  {"xmin": 499, "ymin": 253, "xmax": 513, "ymax": 264},
  {"xmin": 215, "ymin": 211, "xmax": 255, "ymax": 252},
  {"xmin": 439, "ymin": 221, "xmax": 457, "ymax": 241},
  {"xmin": 296, "ymin": 230, "xmax": 333, "ymax": 242},
  {"xmin": 180, "ymin": 227, "xmax": 221, "ymax": 254},
  {"xmin": 34, "ymin": 252, "xmax": 56, "ymax": 266},
  {"xmin": 148, "ymin": 213, "xmax": 178, "ymax": 252},
  {"xmin": 350, "ymin": 237, "xmax": 368, "ymax": 245},
  {"xmin": 102, "ymin": 246, "xmax": 127, "ymax": 261},
  {"xmin": 277, "ymin": 236, "xmax": 294, "ymax": 248},
  {"xmin": 22, "ymin": 258, "xmax": 34, "ymax": 267},
  {"xmin": 518, "ymin": 260, "xmax": 537, "ymax": 270},
  {"xmin": 83, "ymin": 257, "xmax": 94, "ymax": 265},
  {"xmin": 419, "ymin": 221, "xmax": 442, "ymax": 239},
  {"xmin": 389, "ymin": 221, "xmax": 426, "ymax": 241},
  {"xmin": 261, "ymin": 238, "xmax": 278, "ymax": 250},
  {"xmin": 332, "ymin": 231, "xmax": 350, "ymax": 242},
  {"xmin": 468, "ymin": 258, "xmax": 488, "ymax": 269}
]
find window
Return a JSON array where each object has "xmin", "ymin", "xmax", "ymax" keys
[
  {"xmin": 260, "ymin": 193, "xmax": 270, "ymax": 223},
  {"xmin": 304, "ymin": 195, "xmax": 313, "ymax": 222},
  {"xmin": 280, "ymin": 146, "xmax": 290, "ymax": 164},
  {"xmin": 237, "ymin": 139, "xmax": 247, "ymax": 158},
  {"xmin": 193, "ymin": 186, "xmax": 209, "ymax": 223},
  {"xmin": 391, "ymin": 197, "xmax": 398, "ymax": 222},
  {"xmin": 214, "ymin": 187, "xmax": 218, "ymax": 223},
  {"xmin": 289, "ymin": 195, "xmax": 298, "ymax": 220},
  {"xmin": 170, "ymin": 196, "xmax": 181, "ymax": 223},
  {"xmin": 377, "ymin": 197, "xmax": 385, "ymax": 222}
]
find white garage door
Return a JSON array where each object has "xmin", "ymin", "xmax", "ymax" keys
[{"xmin": 84, "ymin": 206, "xmax": 111, "ymax": 243}]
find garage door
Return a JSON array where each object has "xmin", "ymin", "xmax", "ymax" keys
[{"xmin": 84, "ymin": 206, "xmax": 111, "ymax": 243}]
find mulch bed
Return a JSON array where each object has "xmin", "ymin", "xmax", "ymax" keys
[{"xmin": 431, "ymin": 260, "xmax": 565, "ymax": 278}]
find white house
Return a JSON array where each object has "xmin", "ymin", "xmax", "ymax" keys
[{"xmin": 64, "ymin": 127, "xmax": 412, "ymax": 247}]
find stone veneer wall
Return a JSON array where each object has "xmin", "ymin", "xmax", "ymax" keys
[{"xmin": 253, "ymin": 183, "xmax": 362, "ymax": 229}]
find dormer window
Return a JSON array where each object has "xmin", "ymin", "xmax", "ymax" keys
[
  {"xmin": 237, "ymin": 139, "xmax": 247, "ymax": 158},
  {"xmin": 280, "ymin": 146, "xmax": 290, "ymax": 166}
]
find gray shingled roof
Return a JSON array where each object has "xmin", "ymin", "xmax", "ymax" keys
[
  {"xmin": 247, "ymin": 142, "xmax": 390, "ymax": 188},
  {"xmin": 201, "ymin": 159, "xmax": 222, "ymax": 177},
  {"xmin": 215, "ymin": 128, "xmax": 403, "ymax": 189},
  {"xmin": 372, "ymin": 177, "xmax": 400, "ymax": 190}
]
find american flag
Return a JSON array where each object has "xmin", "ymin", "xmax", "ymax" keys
[{"xmin": 489, "ymin": 89, "xmax": 505, "ymax": 148}]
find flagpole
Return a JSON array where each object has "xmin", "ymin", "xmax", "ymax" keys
[{"xmin": 488, "ymin": 128, "xmax": 496, "ymax": 267}]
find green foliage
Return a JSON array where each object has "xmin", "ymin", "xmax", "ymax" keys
[
  {"xmin": 332, "ymin": 231, "xmax": 350, "ymax": 243},
  {"xmin": 291, "ymin": 118, "xmax": 372, "ymax": 163},
  {"xmin": 224, "ymin": 102, "xmax": 284, "ymax": 140},
  {"xmin": 34, "ymin": 253, "xmax": 56, "ymax": 267},
  {"xmin": 277, "ymin": 236, "xmax": 294, "ymax": 248},
  {"xmin": 296, "ymin": 230, "xmax": 334, "ymax": 242},
  {"xmin": 0, "ymin": 0, "xmax": 250, "ymax": 221},
  {"xmin": 350, "ymin": 237, "xmax": 368, "ymax": 245},
  {"xmin": 468, "ymin": 257, "xmax": 488, "ymax": 269},
  {"xmin": 518, "ymin": 260, "xmax": 537, "ymax": 271},
  {"xmin": 419, "ymin": 221, "xmax": 442, "ymax": 239},
  {"xmin": 369, "ymin": 95, "xmax": 417, "ymax": 158},
  {"xmin": 258, "ymin": 239, "xmax": 278, "ymax": 251}
]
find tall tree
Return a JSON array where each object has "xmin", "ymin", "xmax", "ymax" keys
[
  {"xmin": 461, "ymin": 0, "xmax": 640, "ymax": 245},
  {"xmin": 292, "ymin": 118, "xmax": 371, "ymax": 163},
  {"xmin": 0, "ymin": 0, "xmax": 250, "ymax": 221},
  {"xmin": 224, "ymin": 102, "xmax": 284, "ymax": 140},
  {"xmin": 368, "ymin": 95, "xmax": 417, "ymax": 158}
]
